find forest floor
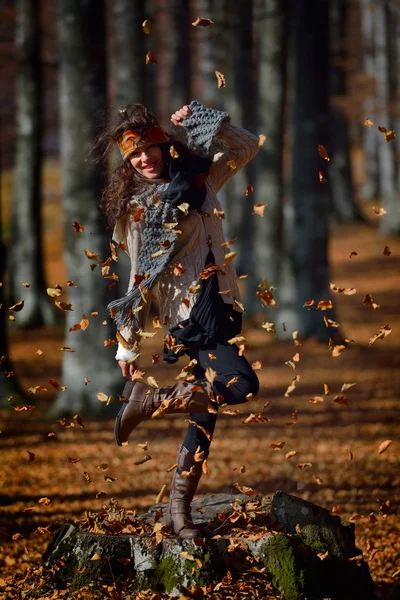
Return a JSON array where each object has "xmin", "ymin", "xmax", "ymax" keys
[{"xmin": 0, "ymin": 215, "xmax": 399, "ymax": 598}]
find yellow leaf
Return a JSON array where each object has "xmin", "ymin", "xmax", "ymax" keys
[
  {"xmin": 116, "ymin": 330, "xmax": 130, "ymax": 349},
  {"xmin": 169, "ymin": 145, "xmax": 179, "ymax": 159},
  {"xmin": 285, "ymin": 451, "xmax": 298, "ymax": 459},
  {"xmin": 192, "ymin": 17, "xmax": 214, "ymax": 27},
  {"xmin": 142, "ymin": 19, "xmax": 152, "ymax": 34},
  {"xmin": 253, "ymin": 203, "xmax": 267, "ymax": 216},
  {"xmin": 146, "ymin": 376, "xmax": 159, "ymax": 388},
  {"xmin": 227, "ymin": 335, "xmax": 246, "ymax": 345},
  {"xmin": 177, "ymin": 202, "xmax": 190, "ymax": 215},
  {"xmin": 156, "ymin": 484, "xmax": 167, "ymax": 504},
  {"xmin": 90, "ymin": 553, "xmax": 103, "ymax": 561},
  {"xmin": 80, "ymin": 315, "xmax": 89, "ymax": 331},
  {"xmin": 226, "ymin": 160, "xmax": 236, "ymax": 170},
  {"xmin": 55, "ymin": 301, "xmax": 74, "ymax": 311},
  {"xmin": 46, "ymin": 287, "xmax": 62, "ymax": 298},
  {"xmin": 215, "ymin": 70, "xmax": 226, "ymax": 88},
  {"xmin": 150, "ymin": 249, "xmax": 168, "ymax": 259},
  {"xmin": 205, "ymin": 367, "xmax": 217, "ymax": 385},
  {"xmin": 223, "ymin": 251, "xmax": 238, "ymax": 268},
  {"xmin": 145, "ymin": 50, "xmax": 157, "ymax": 64},
  {"xmin": 258, "ymin": 134, "xmax": 267, "ymax": 147}
]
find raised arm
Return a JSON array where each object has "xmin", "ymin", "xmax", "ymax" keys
[
  {"xmin": 182, "ymin": 100, "xmax": 260, "ymax": 193},
  {"xmin": 112, "ymin": 211, "xmax": 150, "ymax": 364}
]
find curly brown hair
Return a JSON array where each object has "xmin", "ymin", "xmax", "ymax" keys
[{"xmin": 92, "ymin": 104, "xmax": 173, "ymax": 227}]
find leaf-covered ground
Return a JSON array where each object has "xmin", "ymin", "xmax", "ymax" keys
[{"xmin": 1, "ymin": 222, "xmax": 399, "ymax": 599}]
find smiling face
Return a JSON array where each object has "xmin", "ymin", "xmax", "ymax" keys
[{"xmin": 129, "ymin": 143, "xmax": 164, "ymax": 179}]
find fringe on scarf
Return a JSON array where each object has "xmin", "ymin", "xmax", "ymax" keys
[{"xmin": 107, "ymin": 272, "xmax": 159, "ymax": 330}]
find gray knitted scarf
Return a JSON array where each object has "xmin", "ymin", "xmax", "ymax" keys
[{"xmin": 108, "ymin": 146, "xmax": 212, "ymax": 330}]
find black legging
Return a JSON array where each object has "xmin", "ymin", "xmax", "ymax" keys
[{"xmin": 182, "ymin": 341, "xmax": 260, "ymax": 457}]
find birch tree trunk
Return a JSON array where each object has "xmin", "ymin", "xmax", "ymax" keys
[
  {"xmin": 9, "ymin": 0, "xmax": 55, "ymax": 327},
  {"xmin": 291, "ymin": 0, "xmax": 336, "ymax": 340},
  {"xmin": 49, "ymin": 0, "xmax": 121, "ymax": 417},
  {"xmin": 374, "ymin": 0, "xmax": 400, "ymax": 235},
  {"xmin": 359, "ymin": 0, "xmax": 380, "ymax": 202},
  {"xmin": 329, "ymin": 0, "xmax": 363, "ymax": 223}
]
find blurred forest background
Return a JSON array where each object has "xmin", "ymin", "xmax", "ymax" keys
[
  {"xmin": 1, "ymin": 0, "xmax": 399, "ymax": 413},
  {"xmin": 0, "ymin": 1, "xmax": 399, "ymax": 598}
]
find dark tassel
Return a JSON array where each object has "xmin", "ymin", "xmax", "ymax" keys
[{"xmin": 107, "ymin": 273, "xmax": 159, "ymax": 330}]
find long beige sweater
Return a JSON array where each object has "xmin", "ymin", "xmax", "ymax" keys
[{"xmin": 112, "ymin": 120, "xmax": 260, "ymax": 362}]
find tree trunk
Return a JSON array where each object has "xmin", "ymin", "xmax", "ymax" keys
[
  {"xmin": 112, "ymin": 0, "xmax": 145, "ymax": 108},
  {"xmin": 291, "ymin": 0, "xmax": 336, "ymax": 340},
  {"xmin": 329, "ymin": 0, "xmax": 364, "ymax": 223},
  {"xmin": 375, "ymin": 0, "xmax": 400, "ymax": 235},
  {"xmin": 9, "ymin": 0, "xmax": 55, "ymax": 327},
  {"xmin": 359, "ymin": 0, "xmax": 380, "ymax": 202},
  {"xmin": 49, "ymin": 0, "xmax": 121, "ymax": 417},
  {"xmin": 167, "ymin": 0, "xmax": 192, "ymax": 115},
  {"xmin": 244, "ymin": 0, "xmax": 288, "ymax": 327}
]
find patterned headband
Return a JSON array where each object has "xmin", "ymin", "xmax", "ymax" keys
[{"xmin": 117, "ymin": 125, "xmax": 170, "ymax": 161}]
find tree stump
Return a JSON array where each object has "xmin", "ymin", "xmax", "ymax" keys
[{"xmin": 42, "ymin": 491, "xmax": 377, "ymax": 599}]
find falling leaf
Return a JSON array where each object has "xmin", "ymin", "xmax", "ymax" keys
[
  {"xmin": 169, "ymin": 145, "xmax": 179, "ymax": 159},
  {"xmin": 97, "ymin": 392, "xmax": 109, "ymax": 403},
  {"xmin": 233, "ymin": 482, "xmax": 259, "ymax": 496},
  {"xmin": 364, "ymin": 119, "xmax": 373, "ymax": 127},
  {"xmin": 156, "ymin": 484, "xmax": 167, "ymax": 504},
  {"xmin": 72, "ymin": 221, "xmax": 84, "ymax": 232},
  {"xmin": 313, "ymin": 476, "xmax": 323, "ymax": 485},
  {"xmin": 377, "ymin": 126, "xmax": 396, "ymax": 142},
  {"xmin": 324, "ymin": 383, "xmax": 332, "ymax": 395},
  {"xmin": 80, "ymin": 315, "xmax": 89, "ymax": 330},
  {"xmin": 142, "ymin": 19, "xmax": 152, "ymax": 34},
  {"xmin": 330, "ymin": 283, "xmax": 356, "ymax": 295},
  {"xmin": 333, "ymin": 394, "xmax": 350, "ymax": 405},
  {"xmin": 319, "ymin": 171, "xmax": 327, "ymax": 184},
  {"xmin": 202, "ymin": 460, "xmax": 209, "ymax": 475},
  {"xmin": 27, "ymin": 451, "xmax": 35, "ymax": 463},
  {"xmin": 331, "ymin": 505, "xmax": 341, "ymax": 515},
  {"xmin": 173, "ymin": 263, "xmax": 186, "ymax": 277},
  {"xmin": 185, "ymin": 419, "xmax": 212, "ymax": 441},
  {"xmin": 38, "ymin": 497, "xmax": 51, "ymax": 505},
  {"xmin": 373, "ymin": 207, "xmax": 387, "ymax": 216},
  {"xmin": 9, "ymin": 300, "xmax": 24, "ymax": 312},
  {"xmin": 226, "ymin": 376, "xmax": 239, "ymax": 388},
  {"xmin": 368, "ymin": 324, "xmax": 391, "ymax": 347},
  {"xmin": 257, "ymin": 290, "xmax": 278, "ymax": 308},
  {"xmin": 150, "ymin": 249, "xmax": 168, "ymax": 259},
  {"xmin": 223, "ymin": 251, "xmax": 238, "ymax": 268},
  {"xmin": 253, "ymin": 203, "xmax": 267, "ymax": 216},
  {"xmin": 215, "ymin": 70, "xmax": 226, "ymax": 88},
  {"xmin": 318, "ymin": 145, "xmax": 330, "ymax": 161},
  {"xmin": 285, "ymin": 450, "xmax": 298, "ymax": 459},
  {"xmin": 349, "ymin": 251, "xmax": 357, "ymax": 258},
  {"xmin": 341, "ymin": 383, "xmax": 356, "ymax": 392},
  {"xmin": 83, "ymin": 471, "xmax": 92, "ymax": 483},
  {"xmin": 90, "ymin": 553, "xmax": 103, "ymax": 561},
  {"xmin": 205, "ymin": 367, "xmax": 217, "ymax": 385},
  {"xmin": 27, "ymin": 385, "xmax": 47, "ymax": 394},
  {"xmin": 383, "ymin": 246, "xmax": 391, "ymax": 256},
  {"xmin": 55, "ymin": 301, "xmax": 73, "ymax": 311},
  {"xmin": 292, "ymin": 331, "xmax": 301, "ymax": 346},
  {"xmin": 269, "ymin": 441, "xmax": 285, "ymax": 450},
  {"xmin": 378, "ymin": 440, "xmax": 392, "ymax": 455},
  {"xmin": 363, "ymin": 294, "xmax": 380, "ymax": 310},
  {"xmin": 309, "ymin": 396, "xmax": 324, "ymax": 403},
  {"xmin": 146, "ymin": 376, "xmax": 159, "ymax": 388},
  {"xmin": 84, "ymin": 249, "xmax": 100, "ymax": 261},
  {"xmin": 261, "ymin": 321, "xmax": 276, "ymax": 334},
  {"xmin": 36, "ymin": 349, "xmax": 43, "ymax": 355},
  {"xmin": 323, "ymin": 316, "xmax": 340, "ymax": 328},
  {"xmin": 331, "ymin": 345, "xmax": 345, "ymax": 357},
  {"xmin": 258, "ymin": 134, "xmax": 267, "ymax": 147},
  {"xmin": 177, "ymin": 202, "xmax": 190, "ymax": 215},
  {"xmin": 48, "ymin": 378, "xmax": 60, "ymax": 389},
  {"xmin": 192, "ymin": 17, "xmax": 214, "ymax": 27},
  {"xmin": 251, "ymin": 361, "xmax": 262, "ymax": 370},
  {"xmin": 104, "ymin": 476, "xmax": 117, "ymax": 483},
  {"xmin": 317, "ymin": 300, "xmax": 333, "ymax": 310},
  {"xmin": 67, "ymin": 457, "xmax": 81, "ymax": 464},
  {"xmin": 297, "ymin": 462, "xmax": 312, "ymax": 469},
  {"xmin": 226, "ymin": 160, "xmax": 236, "ymax": 170},
  {"xmin": 12, "ymin": 533, "xmax": 23, "ymax": 540},
  {"xmin": 284, "ymin": 375, "xmax": 300, "ymax": 397},
  {"xmin": 14, "ymin": 405, "xmax": 35, "ymax": 411},
  {"xmin": 245, "ymin": 185, "xmax": 254, "ymax": 196},
  {"xmin": 22, "ymin": 282, "xmax": 30, "ymax": 287},
  {"xmin": 145, "ymin": 50, "xmax": 157, "ymax": 64},
  {"xmin": 104, "ymin": 339, "xmax": 117, "ymax": 347}
]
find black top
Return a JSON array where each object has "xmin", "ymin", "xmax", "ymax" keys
[{"xmin": 162, "ymin": 248, "xmax": 242, "ymax": 363}]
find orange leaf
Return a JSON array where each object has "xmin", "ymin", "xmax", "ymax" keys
[
  {"xmin": 215, "ymin": 70, "xmax": 226, "ymax": 88},
  {"xmin": 318, "ymin": 144, "xmax": 330, "ymax": 161},
  {"xmin": 378, "ymin": 440, "xmax": 392, "ymax": 455},
  {"xmin": 192, "ymin": 17, "xmax": 214, "ymax": 27}
]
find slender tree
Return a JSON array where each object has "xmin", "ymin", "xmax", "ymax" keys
[
  {"xmin": 9, "ymin": 0, "xmax": 55, "ymax": 327},
  {"xmin": 329, "ymin": 0, "xmax": 363, "ymax": 223},
  {"xmin": 377, "ymin": 0, "xmax": 400, "ymax": 235},
  {"xmin": 167, "ymin": 0, "xmax": 191, "ymax": 115},
  {"xmin": 291, "ymin": 0, "xmax": 336, "ymax": 340},
  {"xmin": 244, "ymin": 0, "xmax": 289, "ymax": 326},
  {"xmin": 359, "ymin": 0, "xmax": 380, "ymax": 202},
  {"xmin": 112, "ymin": 0, "xmax": 145, "ymax": 108},
  {"xmin": 49, "ymin": 0, "xmax": 121, "ymax": 417}
]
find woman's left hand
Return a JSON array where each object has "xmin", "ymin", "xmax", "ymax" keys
[{"xmin": 170, "ymin": 105, "xmax": 192, "ymax": 127}]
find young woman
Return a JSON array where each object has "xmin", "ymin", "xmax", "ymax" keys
[{"xmin": 99, "ymin": 100, "xmax": 260, "ymax": 539}]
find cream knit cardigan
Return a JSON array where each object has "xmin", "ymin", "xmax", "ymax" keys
[{"xmin": 112, "ymin": 114, "xmax": 260, "ymax": 362}]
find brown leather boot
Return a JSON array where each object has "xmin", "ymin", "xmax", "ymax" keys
[
  {"xmin": 114, "ymin": 379, "xmax": 213, "ymax": 446},
  {"xmin": 165, "ymin": 444, "xmax": 204, "ymax": 539}
]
